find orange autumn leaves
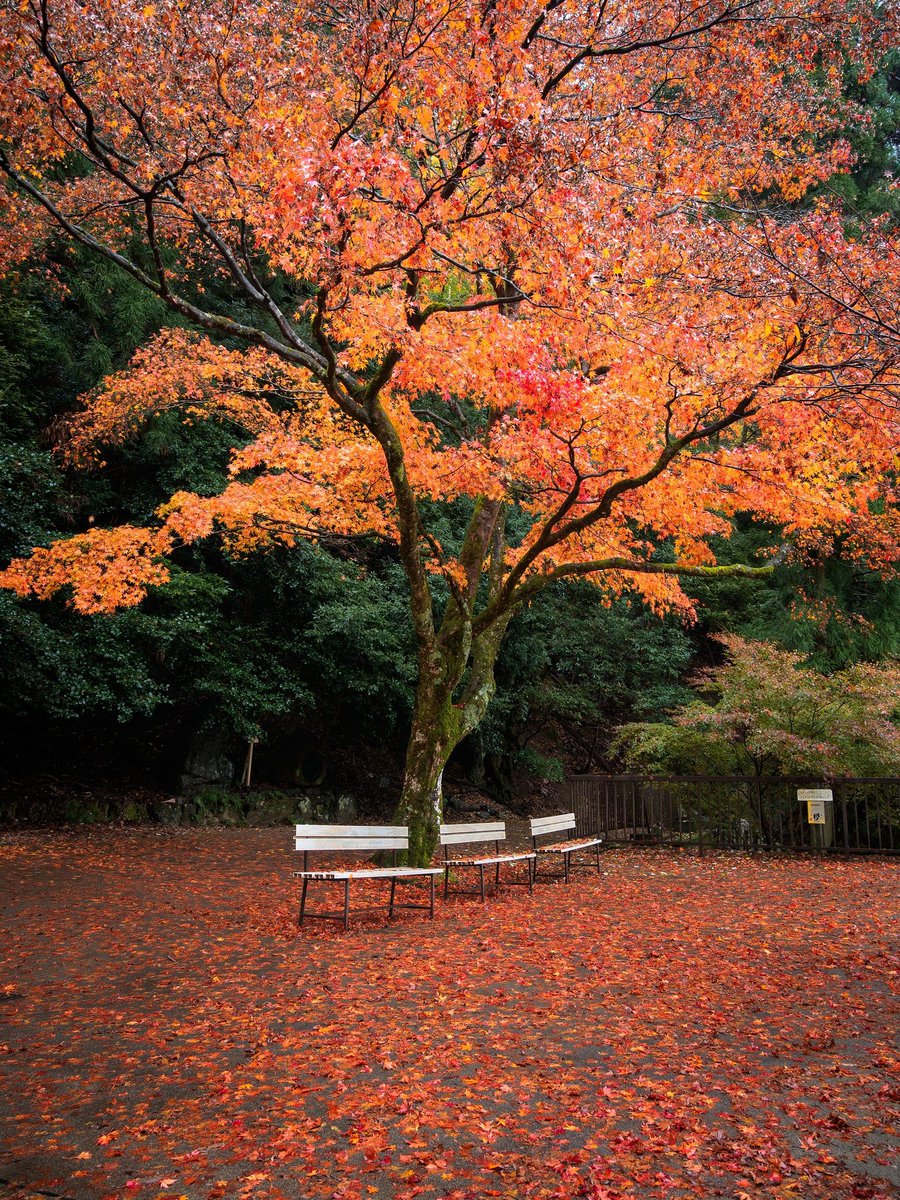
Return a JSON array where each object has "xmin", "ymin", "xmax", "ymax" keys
[
  {"xmin": 3, "ymin": 308, "xmax": 894, "ymax": 616},
  {"xmin": 0, "ymin": 0, "xmax": 898, "ymax": 616},
  {"xmin": 60, "ymin": 332, "xmax": 291, "ymax": 468},
  {"xmin": 0, "ymin": 525, "xmax": 171, "ymax": 616},
  {"xmin": 0, "ymin": 309, "xmax": 897, "ymax": 614}
]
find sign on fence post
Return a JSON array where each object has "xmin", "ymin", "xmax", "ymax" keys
[{"xmin": 797, "ymin": 788, "xmax": 834, "ymax": 849}]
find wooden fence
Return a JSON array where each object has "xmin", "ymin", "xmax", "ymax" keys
[{"xmin": 566, "ymin": 775, "xmax": 900, "ymax": 854}]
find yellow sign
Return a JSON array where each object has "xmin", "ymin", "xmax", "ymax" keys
[{"xmin": 807, "ymin": 800, "xmax": 826, "ymax": 825}]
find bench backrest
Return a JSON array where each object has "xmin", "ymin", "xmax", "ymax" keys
[
  {"xmin": 295, "ymin": 824, "xmax": 409, "ymax": 852},
  {"xmin": 439, "ymin": 820, "xmax": 506, "ymax": 848},
  {"xmin": 530, "ymin": 813, "xmax": 576, "ymax": 841}
]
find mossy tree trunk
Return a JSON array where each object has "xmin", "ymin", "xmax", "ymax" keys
[
  {"xmin": 390, "ymin": 494, "xmax": 512, "ymax": 865},
  {"xmin": 395, "ymin": 612, "xmax": 511, "ymax": 865},
  {"xmin": 394, "ymin": 688, "xmax": 459, "ymax": 867}
]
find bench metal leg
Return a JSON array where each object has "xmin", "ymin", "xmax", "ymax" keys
[
  {"xmin": 564, "ymin": 852, "xmax": 570, "ymax": 883},
  {"xmin": 387, "ymin": 874, "xmax": 436, "ymax": 917},
  {"xmin": 344, "ymin": 879, "xmax": 350, "ymax": 931},
  {"xmin": 479, "ymin": 863, "xmax": 486, "ymax": 902},
  {"xmin": 443, "ymin": 864, "xmax": 450, "ymax": 899},
  {"xmin": 596, "ymin": 843, "xmax": 602, "ymax": 873},
  {"xmin": 299, "ymin": 877, "xmax": 309, "ymax": 926},
  {"xmin": 528, "ymin": 858, "xmax": 534, "ymax": 893}
]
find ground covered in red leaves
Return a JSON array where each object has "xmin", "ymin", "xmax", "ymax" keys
[{"xmin": 0, "ymin": 830, "xmax": 897, "ymax": 1200}]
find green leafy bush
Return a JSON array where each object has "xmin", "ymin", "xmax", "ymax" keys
[{"xmin": 616, "ymin": 636, "xmax": 900, "ymax": 778}]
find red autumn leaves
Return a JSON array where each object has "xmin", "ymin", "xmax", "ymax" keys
[{"xmin": 0, "ymin": 828, "xmax": 897, "ymax": 1199}]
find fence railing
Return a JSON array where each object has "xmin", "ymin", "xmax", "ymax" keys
[{"xmin": 566, "ymin": 775, "xmax": 900, "ymax": 854}]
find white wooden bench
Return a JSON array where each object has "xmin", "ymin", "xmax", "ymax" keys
[
  {"xmin": 440, "ymin": 821, "xmax": 536, "ymax": 900},
  {"xmin": 294, "ymin": 825, "xmax": 443, "ymax": 930},
  {"xmin": 530, "ymin": 813, "xmax": 603, "ymax": 882}
]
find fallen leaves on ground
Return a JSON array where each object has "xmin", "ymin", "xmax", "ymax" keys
[{"xmin": 0, "ymin": 829, "xmax": 897, "ymax": 1200}]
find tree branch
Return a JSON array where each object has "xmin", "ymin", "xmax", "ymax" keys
[
  {"xmin": 539, "ymin": 1, "xmax": 761, "ymax": 99},
  {"xmin": 483, "ymin": 556, "xmax": 776, "ymax": 622}
]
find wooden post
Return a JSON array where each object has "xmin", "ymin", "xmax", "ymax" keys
[{"xmin": 240, "ymin": 739, "xmax": 258, "ymax": 788}]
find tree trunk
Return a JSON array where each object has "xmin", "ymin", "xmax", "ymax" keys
[
  {"xmin": 394, "ymin": 613, "xmax": 514, "ymax": 864},
  {"xmin": 394, "ymin": 688, "xmax": 460, "ymax": 865}
]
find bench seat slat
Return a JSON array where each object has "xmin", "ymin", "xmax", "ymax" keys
[
  {"xmin": 439, "ymin": 821, "xmax": 505, "ymax": 836},
  {"xmin": 440, "ymin": 829, "xmax": 505, "ymax": 845},
  {"xmin": 443, "ymin": 852, "xmax": 536, "ymax": 866},
  {"xmin": 295, "ymin": 823, "xmax": 405, "ymax": 836},
  {"xmin": 294, "ymin": 867, "xmax": 443, "ymax": 881},
  {"xmin": 535, "ymin": 837, "xmax": 603, "ymax": 854},
  {"xmin": 531, "ymin": 813, "xmax": 576, "ymax": 835}
]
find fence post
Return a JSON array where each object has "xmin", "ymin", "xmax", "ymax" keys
[
  {"xmin": 698, "ymin": 786, "xmax": 704, "ymax": 858},
  {"xmin": 839, "ymin": 781, "xmax": 850, "ymax": 853}
]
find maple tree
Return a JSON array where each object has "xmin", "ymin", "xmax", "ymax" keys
[
  {"xmin": 1, "ymin": 0, "xmax": 899, "ymax": 861},
  {"xmin": 616, "ymin": 633, "xmax": 900, "ymax": 776}
]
